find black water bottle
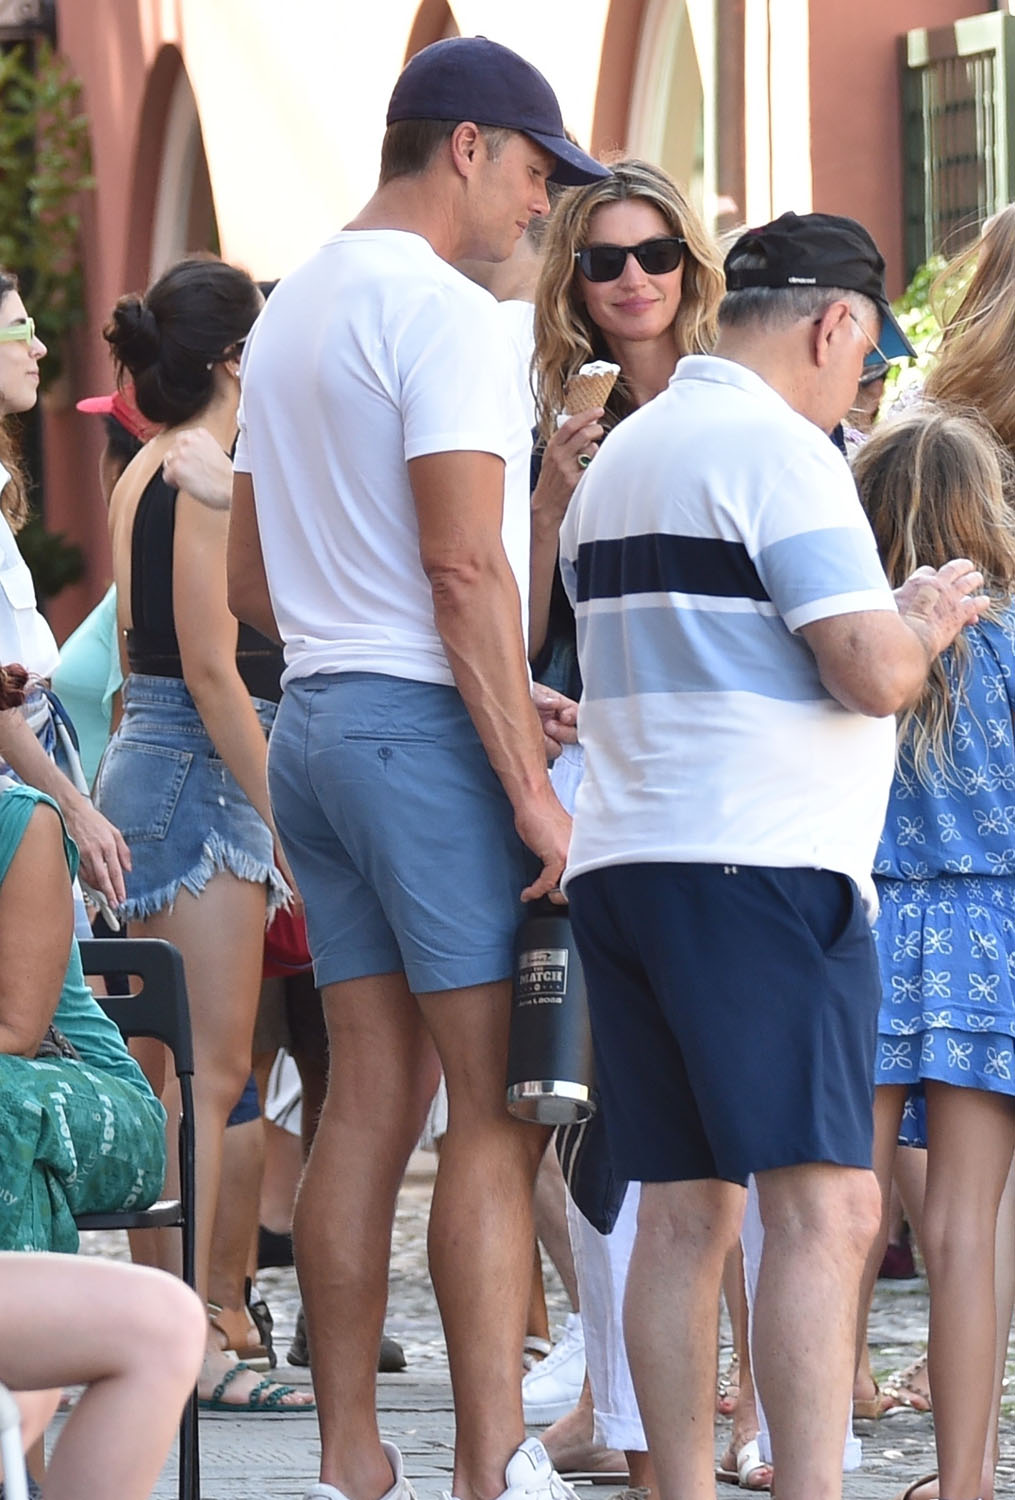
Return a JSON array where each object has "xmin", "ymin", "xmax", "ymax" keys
[{"xmin": 505, "ymin": 898, "xmax": 596, "ymax": 1125}]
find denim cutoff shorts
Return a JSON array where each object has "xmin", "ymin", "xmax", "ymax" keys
[{"xmin": 94, "ymin": 674, "xmax": 288, "ymax": 922}]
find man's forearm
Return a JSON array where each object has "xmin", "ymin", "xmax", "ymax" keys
[{"xmin": 431, "ymin": 562, "xmax": 552, "ymax": 808}]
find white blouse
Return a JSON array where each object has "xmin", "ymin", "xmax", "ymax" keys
[{"xmin": 0, "ymin": 462, "xmax": 59, "ymax": 678}]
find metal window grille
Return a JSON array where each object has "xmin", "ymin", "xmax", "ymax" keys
[{"xmin": 903, "ymin": 12, "xmax": 1015, "ymax": 278}]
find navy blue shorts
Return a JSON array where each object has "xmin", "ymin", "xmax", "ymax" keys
[{"xmin": 567, "ymin": 863, "xmax": 880, "ymax": 1185}]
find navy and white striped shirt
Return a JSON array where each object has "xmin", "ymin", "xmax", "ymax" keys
[{"xmin": 559, "ymin": 355, "xmax": 897, "ymax": 911}]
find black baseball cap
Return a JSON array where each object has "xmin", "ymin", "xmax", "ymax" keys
[
  {"xmin": 724, "ymin": 210, "xmax": 916, "ymax": 359},
  {"xmin": 386, "ymin": 36, "xmax": 610, "ymax": 187}
]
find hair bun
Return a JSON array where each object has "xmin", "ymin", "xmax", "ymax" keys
[{"xmin": 104, "ymin": 295, "xmax": 161, "ymax": 374}]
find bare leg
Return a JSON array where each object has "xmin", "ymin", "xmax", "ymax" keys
[
  {"xmin": 540, "ymin": 1375, "xmax": 627, "ymax": 1478},
  {"xmin": 207, "ymin": 1114, "xmax": 266, "ymax": 1355},
  {"xmin": 419, "ymin": 980, "xmax": 549, "ymax": 1500},
  {"xmin": 0, "ymin": 1255, "xmax": 206, "ymax": 1500},
  {"xmin": 982, "ymin": 1160, "xmax": 1015, "ymax": 1500},
  {"xmin": 624, "ymin": 1178, "xmax": 745, "ymax": 1500},
  {"xmin": 853, "ymin": 1086, "xmax": 907, "ymax": 1409},
  {"xmin": 717, "ymin": 1254, "xmax": 771, "ymax": 1488},
  {"xmin": 297, "ymin": 972, "xmax": 439, "ymax": 1500},
  {"xmin": 921, "ymin": 1081, "xmax": 1015, "ymax": 1500},
  {"xmin": 753, "ymin": 1162, "xmax": 881, "ymax": 1500},
  {"xmin": 716, "ymin": 1245, "xmax": 744, "ymax": 1416},
  {"xmin": 527, "ymin": 1240, "xmax": 551, "ymax": 1350},
  {"xmin": 533, "ymin": 1145, "xmax": 579, "ymax": 1310},
  {"xmin": 132, "ymin": 875, "xmax": 310, "ymax": 1404}
]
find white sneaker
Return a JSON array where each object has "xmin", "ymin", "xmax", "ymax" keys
[
  {"xmin": 521, "ymin": 1313, "xmax": 585, "ymax": 1424},
  {"xmin": 306, "ymin": 1443, "xmax": 416, "ymax": 1500},
  {"xmin": 498, "ymin": 1437, "xmax": 580, "ymax": 1500}
]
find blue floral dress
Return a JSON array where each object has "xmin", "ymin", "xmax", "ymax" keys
[{"xmin": 873, "ymin": 610, "xmax": 1015, "ymax": 1142}]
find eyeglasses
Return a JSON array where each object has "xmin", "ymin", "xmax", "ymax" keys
[
  {"xmin": 574, "ymin": 237, "xmax": 685, "ymax": 283},
  {"xmin": 0, "ymin": 317, "xmax": 35, "ymax": 346},
  {"xmin": 847, "ymin": 311, "xmax": 891, "ymax": 367}
]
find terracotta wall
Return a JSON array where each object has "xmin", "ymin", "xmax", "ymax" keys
[{"xmin": 808, "ymin": 0, "xmax": 985, "ymax": 297}]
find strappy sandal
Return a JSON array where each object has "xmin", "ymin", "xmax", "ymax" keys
[
  {"xmin": 208, "ymin": 1289, "xmax": 275, "ymax": 1372},
  {"xmin": 716, "ymin": 1350, "xmax": 740, "ymax": 1415},
  {"xmin": 198, "ymin": 1360, "xmax": 315, "ymax": 1414},
  {"xmin": 882, "ymin": 1353, "xmax": 932, "ymax": 1414},
  {"xmin": 852, "ymin": 1380, "xmax": 896, "ymax": 1420}
]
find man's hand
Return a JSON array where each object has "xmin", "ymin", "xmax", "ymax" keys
[
  {"xmin": 532, "ymin": 682, "xmax": 579, "ymax": 761},
  {"xmin": 515, "ymin": 784, "xmax": 572, "ymax": 904},
  {"xmin": 895, "ymin": 557, "xmax": 989, "ymax": 659},
  {"xmin": 163, "ymin": 428, "xmax": 232, "ymax": 510},
  {"xmin": 60, "ymin": 791, "xmax": 131, "ymax": 908}
]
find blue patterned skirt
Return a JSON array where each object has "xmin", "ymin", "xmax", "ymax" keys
[{"xmin": 873, "ymin": 875, "xmax": 1015, "ymax": 1141}]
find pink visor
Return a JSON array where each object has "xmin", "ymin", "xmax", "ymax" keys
[{"xmin": 75, "ymin": 387, "xmax": 159, "ymax": 444}]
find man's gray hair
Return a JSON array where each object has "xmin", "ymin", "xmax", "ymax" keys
[{"xmin": 719, "ymin": 253, "xmax": 879, "ymax": 333}]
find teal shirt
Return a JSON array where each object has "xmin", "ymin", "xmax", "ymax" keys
[
  {"xmin": 0, "ymin": 781, "xmax": 155, "ymax": 1096},
  {"xmin": 51, "ymin": 584, "xmax": 122, "ymax": 787}
]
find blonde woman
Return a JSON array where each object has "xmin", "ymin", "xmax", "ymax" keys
[
  {"xmin": 924, "ymin": 205, "xmax": 1015, "ymax": 445},
  {"xmin": 524, "ymin": 161, "xmax": 739, "ymax": 1489},
  {"xmin": 852, "ymin": 407, "xmax": 1015, "ymax": 1500},
  {"xmin": 529, "ymin": 158, "xmax": 724, "ymax": 682}
]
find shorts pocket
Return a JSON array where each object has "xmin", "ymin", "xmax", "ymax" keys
[{"xmin": 94, "ymin": 740, "xmax": 192, "ymax": 842}]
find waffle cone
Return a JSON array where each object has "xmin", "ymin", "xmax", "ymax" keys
[{"xmin": 564, "ymin": 369, "xmax": 618, "ymax": 414}]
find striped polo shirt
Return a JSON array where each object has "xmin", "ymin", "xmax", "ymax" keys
[{"xmin": 558, "ymin": 355, "xmax": 897, "ymax": 912}]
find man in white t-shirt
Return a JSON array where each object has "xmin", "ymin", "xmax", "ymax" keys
[
  {"xmin": 558, "ymin": 212, "xmax": 987, "ymax": 1500},
  {"xmin": 228, "ymin": 37, "xmax": 607, "ymax": 1500}
]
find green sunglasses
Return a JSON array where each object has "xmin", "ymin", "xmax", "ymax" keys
[{"xmin": 0, "ymin": 318, "xmax": 35, "ymax": 345}]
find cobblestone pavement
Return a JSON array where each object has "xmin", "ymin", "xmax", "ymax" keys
[{"xmin": 71, "ymin": 1152, "xmax": 1014, "ymax": 1500}]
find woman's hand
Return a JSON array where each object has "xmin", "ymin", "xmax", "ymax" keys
[
  {"xmin": 532, "ymin": 408, "xmax": 605, "ymax": 526},
  {"xmin": 60, "ymin": 790, "xmax": 131, "ymax": 908}
]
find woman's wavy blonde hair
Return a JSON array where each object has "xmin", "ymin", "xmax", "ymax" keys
[
  {"xmin": 533, "ymin": 159, "xmax": 725, "ymax": 441},
  {"xmin": 924, "ymin": 206, "xmax": 1015, "ymax": 450},
  {"xmin": 851, "ymin": 404, "xmax": 1015, "ymax": 784}
]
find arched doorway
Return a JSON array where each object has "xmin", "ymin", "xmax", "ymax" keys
[
  {"xmin": 149, "ymin": 64, "xmax": 219, "ymax": 276},
  {"xmin": 124, "ymin": 46, "xmax": 220, "ymax": 290}
]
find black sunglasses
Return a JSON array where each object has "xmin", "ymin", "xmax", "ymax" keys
[{"xmin": 574, "ymin": 236, "xmax": 686, "ymax": 283}]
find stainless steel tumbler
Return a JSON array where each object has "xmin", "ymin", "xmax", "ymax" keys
[{"xmin": 506, "ymin": 898, "xmax": 596, "ymax": 1125}]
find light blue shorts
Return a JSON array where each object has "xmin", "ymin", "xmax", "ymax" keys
[
  {"xmin": 94, "ymin": 674, "xmax": 287, "ymax": 922},
  {"xmin": 267, "ymin": 672, "xmax": 530, "ymax": 994}
]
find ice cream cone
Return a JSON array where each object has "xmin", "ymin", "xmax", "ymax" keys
[{"xmin": 564, "ymin": 362, "xmax": 619, "ymax": 415}]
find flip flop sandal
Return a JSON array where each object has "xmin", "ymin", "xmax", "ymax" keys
[
  {"xmin": 198, "ymin": 1361, "xmax": 316, "ymax": 1415},
  {"xmin": 716, "ymin": 1350, "xmax": 740, "ymax": 1415}
]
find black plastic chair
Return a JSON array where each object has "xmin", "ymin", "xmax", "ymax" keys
[{"xmin": 74, "ymin": 937, "xmax": 199, "ymax": 1500}]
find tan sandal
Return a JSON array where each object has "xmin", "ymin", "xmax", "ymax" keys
[
  {"xmin": 852, "ymin": 1380, "xmax": 896, "ymax": 1420},
  {"xmin": 208, "ymin": 1302, "xmax": 273, "ymax": 1371},
  {"xmin": 890, "ymin": 1472, "xmax": 937, "ymax": 1500},
  {"xmin": 882, "ymin": 1352, "xmax": 932, "ymax": 1414}
]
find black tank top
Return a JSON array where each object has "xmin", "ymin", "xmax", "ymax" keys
[{"xmin": 126, "ymin": 469, "xmax": 283, "ymax": 703}]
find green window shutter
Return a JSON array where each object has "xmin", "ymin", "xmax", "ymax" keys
[{"xmin": 902, "ymin": 12, "xmax": 1015, "ymax": 279}]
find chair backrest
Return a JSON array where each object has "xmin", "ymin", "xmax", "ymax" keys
[{"xmin": 78, "ymin": 937, "xmax": 194, "ymax": 1076}]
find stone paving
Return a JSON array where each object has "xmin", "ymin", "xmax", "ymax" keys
[{"xmin": 72, "ymin": 1152, "xmax": 1014, "ymax": 1500}]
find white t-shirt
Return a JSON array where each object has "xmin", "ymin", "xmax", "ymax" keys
[
  {"xmin": 235, "ymin": 230, "xmax": 532, "ymax": 689},
  {"xmin": 0, "ymin": 464, "xmax": 58, "ymax": 678},
  {"xmin": 558, "ymin": 355, "xmax": 898, "ymax": 911},
  {"xmin": 498, "ymin": 298, "xmax": 537, "ymax": 433}
]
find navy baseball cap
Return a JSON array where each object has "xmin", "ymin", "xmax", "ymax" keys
[
  {"xmin": 386, "ymin": 36, "xmax": 610, "ymax": 187},
  {"xmin": 724, "ymin": 211, "xmax": 916, "ymax": 359}
]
